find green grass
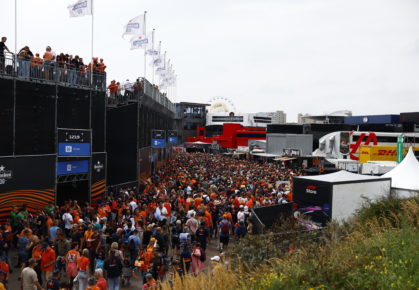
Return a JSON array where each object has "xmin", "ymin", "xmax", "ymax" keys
[{"xmin": 161, "ymin": 197, "xmax": 419, "ymax": 290}]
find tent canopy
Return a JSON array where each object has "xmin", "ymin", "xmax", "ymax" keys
[
  {"xmin": 296, "ymin": 170, "xmax": 386, "ymax": 183},
  {"xmin": 383, "ymin": 147, "xmax": 419, "ymax": 191}
]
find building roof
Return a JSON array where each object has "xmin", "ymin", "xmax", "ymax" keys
[
  {"xmin": 178, "ymin": 102, "xmax": 210, "ymax": 106},
  {"xmin": 295, "ymin": 170, "xmax": 387, "ymax": 183}
]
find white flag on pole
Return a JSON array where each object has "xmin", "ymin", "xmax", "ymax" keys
[
  {"xmin": 151, "ymin": 53, "xmax": 162, "ymax": 66},
  {"xmin": 68, "ymin": 0, "xmax": 92, "ymax": 17},
  {"xmin": 122, "ymin": 15, "xmax": 145, "ymax": 38},
  {"xmin": 129, "ymin": 34, "xmax": 149, "ymax": 50}
]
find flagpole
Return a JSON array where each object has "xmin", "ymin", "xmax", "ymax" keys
[
  {"xmin": 90, "ymin": 0, "xmax": 94, "ymax": 86},
  {"xmin": 14, "ymin": 0, "xmax": 17, "ymax": 55},
  {"xmin": 151, "ymin": 28, "xmax": 155, "ymax": 85},
  {"xmin": 143, "ymin": 11, "xmax": 147, "ymax": 80}
]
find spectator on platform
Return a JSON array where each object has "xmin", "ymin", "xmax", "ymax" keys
[
  {"xmin": 0, "ymin": 37, "xmax": 11, "ymax": 73},
  {"xmin": 123, "ymin": 79, "xmax": 133, "ymax": 101},
  {"xmin": 108, "ymin": 80, "xmax": 118, "ymax": 104},
  {"xmin": 43, "ymin": 46, "xmax": 55, "ymax": 80},
  {"xmin": 17, "ymin": 46, "xmax": 33, "ymax": 78}
]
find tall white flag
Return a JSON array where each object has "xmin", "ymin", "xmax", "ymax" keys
[
  {"xmin": 122, "ymin": 15, "xmax": 145, "ymax": 38},
  {"xmin": 130, "ymin": 34, "xmax": 149, "ymax": 50},
  {"xmin": 68, "ymin": 0, "xmax": 92, "ymax": 17}
]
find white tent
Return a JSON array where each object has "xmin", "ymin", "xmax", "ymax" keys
[
  {"xmin": 383, "ymin": 147, "xmax": 419, "ymax": 198},
  {"xmin": 293, "ymin": 170, "xmax": 391, "ymax": 223}
]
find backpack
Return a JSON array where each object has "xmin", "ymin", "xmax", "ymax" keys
[
  {"xmin": 95, "ymin": 259, "xmax": 104, "ymax": 270},
  {"xmin": 123, "ymin": 229, "xmax": 132, "ymax": 243},
  {"xmin": 199, "ymin": 247, "xmax": 206, "ymax": 262},
  {"xmin": 221, "ymin": 221, "xmax": 229, "ymax": 235}
]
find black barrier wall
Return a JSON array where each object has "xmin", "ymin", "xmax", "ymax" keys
[
  {"xmin": 0, "ymin": 155, "xmax": 56, "ymax": 220},
  {"xmin": 106, "ymin": 97, "xmax": 175, "ymax": 186},
  {"xmin": 251, "ymin": 203, "xmax": 294, "ymax": 234},
  {"xmin": 0, "ymin": 78, "xmax": 106, "ymax": 156},
  {"xmin": 15, "ymin": 80, "xmax": 56, "ymax": 155},
  {"xmin": 91, "ymin": 90, "xmax": 106, "ymax": 152},
  {"xmin": 0, "ymin": 79, "xmax": 14, "ymax": 156},
  {"xmin": 57, "ymin": 86, "xmax": 90, "ymax": 129},
  {"xmin": 106, "ymin": 104, "xmax": 138, "ymax": 185}
]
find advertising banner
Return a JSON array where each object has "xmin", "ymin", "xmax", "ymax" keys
[
  {"xmin": 57, "ymin": 160, "xmax": 89, "ymax": 175},
  {"xmin": 152, "ymin": 130, "xmax": 166, "ymax": 148},
  {"xmin": 58, "ymin": 143, "xmax": 91, "ymax": 156},
  {"xmin": 58, "ymin": 128, "xmax": 91, "ymax": 156},
  {"xmin": 0, "ymin": 155, "xmax": 56, "ymax": 220},
  {"xmin": 91, "ymin": 153, "xmax": 106, "ymax": 206}
]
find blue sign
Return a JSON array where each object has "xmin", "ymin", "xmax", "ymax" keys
[
  {"xmin": 57, "ymin": 160, "xmax": 89, "ymax": 175},
  {"xmin": 152, "ymin": 139, "xmax": 165, "ymax": 148},
  {"xmin": 58, "ymin": 143, "xmax": 91, "ymax": 156},
  {"xmin": 168, "ymin": 136, "xmax": 178, "ymax": 144}
]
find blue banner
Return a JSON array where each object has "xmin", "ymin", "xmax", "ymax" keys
[
  {"xmin": 152, "ymin": 139, "xmax": 165, "ymax": 148},
  {"xmin": 57, "ymin": 160, "xmax": 89, "ymax": 175},
  {"xmin": 168, "ymin": 136, "xmax": 178, "ymax": 144},
  {"xmin": 58, "ymin": 143, "xmax": 91, "ymax": 156}
]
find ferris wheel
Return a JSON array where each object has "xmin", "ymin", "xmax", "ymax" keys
[{"xmin": 207, "ymin": 96, "xmax": 237, "ymax": 114}]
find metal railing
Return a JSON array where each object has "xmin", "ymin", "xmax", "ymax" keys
[
  {"xmin": 107, "ymin": 78, "xmax": 176, "ymax": 113},
  {"xmin": 0, "ymin": 53, "xmax": 106, "ymax": 91}
]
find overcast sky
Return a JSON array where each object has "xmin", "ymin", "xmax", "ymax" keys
[{"xmin": 1, "ymin": 0, "xmax": 419, "ymax": 121}]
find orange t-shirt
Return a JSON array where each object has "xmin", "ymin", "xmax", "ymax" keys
[
  {"xmin": 32, "ymin": 245, "xmax": 43, "ymax": 260},
  {"xmin": 108, "ymin": 83, "xmax": 118, "ymax": 93},
  {"xmin": 0, "ymin": 262, "xmax": 9, "ymax": 273},
  {"xmin": 77, "ymin": 256, "xmax": 90, "ymax": 271},
  {"xmin": 194, "ymin": 197, "xmax": 203, "ymax": 208},
  {"xmin": 43, "ymin": 51, "xmax": 54, "ymax": 61},
  {"xmin": 41, "ymin": 248, "xmax": 56, "ymax": 272},
  {"xmin": 66, "ymin": 250, "xmax": 80, "ymax": 263}
]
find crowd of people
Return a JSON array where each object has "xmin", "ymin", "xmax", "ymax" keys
[
  {"xmin": 0, "ymin": 36, "xmax": 106, "ymax": 89},
  {"xmin": 0, "ymin": 152, "xmax": 298, "ymax": 290}
]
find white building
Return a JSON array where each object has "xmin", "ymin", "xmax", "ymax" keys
[
  {"xmin": 206, "ymin": 112, "xmax": 274, "ymax": 127},
  {"xmin": 298, "ymin": 110, "xmax": 352, "ymax": 124},
  {"xmin": 271, "ymin": 110, "xmax": 287, "ymax": 124}
]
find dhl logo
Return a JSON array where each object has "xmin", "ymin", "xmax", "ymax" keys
[
  {"xmin": 377, "ymin": 150, "xmax": 396, "ymax": 156},
  {"xmin": 349, "ymin": 132, "xmax": 378, "ymax": 160}
]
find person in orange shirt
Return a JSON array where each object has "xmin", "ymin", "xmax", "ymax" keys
[
  {"xmin": 86, "ymin": 277, "xmax": 100, "ymax": 290},
  {"xmin": 40, "ymin": 242, "xmax": 56, "ymax": 284},
  {"xmin": 30, "ymin": 53, "xmax": 42, "ymax": 78},
  {"xmin": 83, "ymin": 225, "xmax": 94, "ymax": 248},
  {"xmin": 77, "ymin": 249, "xmax": 90, "ymax": 290},
  {"xmin": 107, "ymin": 80, "xmax": 118, "ymax": 104},
  {"xmin": 0, "ymin": 258, "xmax": 9, "ymax": 282},
  {"xmin": 194, "ymin": 195, "xmax": 203, "ymax": 208},
  {"xmin": 163, "ymin": 201, "xmax": 171, "ymax": 219},
  {"xmin": 98, "ymin": 58, "xmax": 106, "ymax": 72},
  {"xmin": 66, "ymin": 243, "xmax": 80, "ymax": 288}
]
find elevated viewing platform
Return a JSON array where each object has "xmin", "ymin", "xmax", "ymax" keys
[
  {"xmin": 106, "ymin": 77, "xmax": 176, "ymax": 114},
  {"xmin": 0, "ymin": 53, "xmax": 105, "ymax": 91}
]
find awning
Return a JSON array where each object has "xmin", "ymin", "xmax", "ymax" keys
[
  {"xmin": 251, "ymin": 152, "xmax": 279, "ymax": 158},
  {"xmin": 274, "ymin": 157, "xmax": 297, "ymax": 161}
]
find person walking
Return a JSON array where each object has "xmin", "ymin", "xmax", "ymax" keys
[
  {"xmin": 104, "ymin": 249, "xmax": 122, "ymax": 290},
  {"xmin": 21, "ymin": 258, "xmax": 44, "ymax": 290},
  {"xmin": 190, "ymin": 242, "xmax": 205, "ymax": 275},
  {"xmin": 76, "ymin": 249, "xmax": 90, "ymax": 290}
]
